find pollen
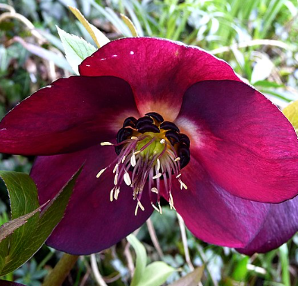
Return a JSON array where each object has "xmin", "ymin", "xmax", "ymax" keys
[{"xmin": 97, "ymin": 112, "xmax": 191, "ymax": 215}]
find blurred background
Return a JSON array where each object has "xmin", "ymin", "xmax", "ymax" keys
[{"xmin": 1, "ymin": 0, "xmax": 298, "ymax": 285}]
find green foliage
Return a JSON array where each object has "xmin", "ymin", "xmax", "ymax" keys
[
  {"xmin": 0, "ymin": 169, "xmax": 80, "ymax": 276},
  {"xmin": 128, "ymin": 234, "xmax": 175, "ymax": 286},
  {"xmin": 57, "ymin": 26, "xmax": 96, "ymax": 74},
  {"xmin": 1, "ymin": 0, "xmax": 298, "ymax": 285}
]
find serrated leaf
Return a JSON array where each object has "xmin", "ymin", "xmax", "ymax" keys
[
  {"xmin": 69, "ymin": 6, "xmax": 109, "ymax": 48},
  {"xmin": 137, "ymin": 261, "xmax": 176, "ymax": 286},
  {"xmin": 283, "ymin": 100, "xmax": 298, "ymax": 132},
  {"xmin": 127, "ymin": 234, "xmax": 147, "ymax": 286},
  {"xmin": 169, "ymin": 266, "xmax": 204, "ymax": 286},
  {"xmin": 0, "ymin": 171, "xmax": 40, "ymax": 252},
  {"xmin": 57, "ymin": 26, "xmax": 96, "ymax": 74},
  {"xmin": 0, "ymin": 168, "xmax": 81, "ymax": 275},
  {"xmin": 0, "ymin": 207, "xmax": 40, "ymax": 242}
]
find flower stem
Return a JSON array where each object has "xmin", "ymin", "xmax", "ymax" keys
[{"xmin": 42, "ymin": 253, "xmax": 79, "ymax": 286}]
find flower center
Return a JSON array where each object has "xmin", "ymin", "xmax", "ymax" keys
[{"xmin": 97, "ymin": 112, "xmax": 190, "ymax": 215}]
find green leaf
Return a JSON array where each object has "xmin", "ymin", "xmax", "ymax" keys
[
  {"xmin": 0, "ymin": 171, "xmax": 40, "ymax": 252},
  {"xmin": 232, "ymin": 256, "xmax": 249, "ymax": 281},
  {"xmin": 57, "ymin": 26, "xmax": 97, "ymax": 74},
  {"xmin": 168, "ymin": 266, "xmax": 204, "ymax": 286},
  {"xmin": 0, "ymin": 207, "xmax": 40, "ymax": 243},
  {"xmin": 127, "ymin": 234, "xmax": 147, "ymax": 286},
  {"xmin": 283, "ymin": 100, "xmax": 298, "ymax": 132},
  {"xmin": 0, "ymin": 169, "xmax": 81, "ymax": 275},
  {"xmin": 253, "ymin": 80, "xmax": 283, "ymax": 88},
  {"xmin": 137, "ymin": 261, "xmax": 176, "ymax": 286}
]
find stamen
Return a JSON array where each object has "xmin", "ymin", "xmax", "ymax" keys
[
  {"xmin": 114, "ymin": 173, "xmax": 118, "ymax": 185},
  {"xmin": 179, "ymin": 179, "xmax": 188, "ymax": 190},
  {"xmin": 151, "ymin": 202, "xmax": 161, "ymax": 213},
  {"xmin": 131, "ymin": 153, "xmax": 136, "ymax": 167},
  {"xmin": 158, "ymin": 201, "xmax": 162, "ymax": 214},
  {"xmin": 98, "ymin": 112, "xmax": 191, "ymax": 217},
  {"xmin": 96, "ymin": 168, "xmax": 107, "ymax": 178},
  {"xmin": 100, "ymin": 142, "xmax": 113, "ymax": 146},
  {"xmin": 113, "ymin": 164, "xmax": 118, "ymax": 174},
  {"xmin": 156, "ymin": 158, "xmax": 161, "ymax": 172},
  {"xmin": 152, "ymin": 173, "xmax": 162, "ymax": 180},
  {"xmin": 135, "ymin": 200, "xmax": 145, "ymax": 216},
  {"xmin": 110, "ymin": 188, "xmax": 114, "ymax": 202},
  {"xmin": 124, "ymin": 171, "xmax": 132, "ymax": 186},
  {"xmin": 114, "ymin": 187, "xmax": 120, "ymax": 200},
  {"xmin": 169, "ymin": 192, "xmax": 175, "ymax": 209}
]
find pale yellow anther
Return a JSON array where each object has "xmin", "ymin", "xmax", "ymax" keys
[
  {"xmin": 134, "ymin": 150, "xmax": 141, "ymax": 155},
  {"xmin": 113, "ymin": 164, "xmax": 118, "ymax": 174},
  {"xmin": 131, "ymin": 136, "xmax": 138, "ymax": 140},
  {"xmin": 122, "ymin": 155, "xmax": 126, "ymax": 163},
  {"xmin": 174, "ymin": 157, "xmax": 181, "ymax": 162},
  {"xmin": 100, "ymin": 142, "xmax": 113, "ymax": 146},
  {"xmin": 134, "ymin": 200, "xmax": 145, "ymax": 216},
  {"xmin": 176, "ymin": 173, "xmax": 182, "ymax": 178},
  {"xmin": 131, "ymin": 153, "xmax": 136, "ymax": 167},
  {"xmin": 160, "ymin": 139, "xmax": 165, "ymax": 144},
  {"xmin": 124, "ymin": 171, "xmax": 131, "ymax": 186},
  {"xmin": 153, "ymin": 173, "xmax": 162, "ymax": 180},
  {"xmin": 156, "ymin": 158, "xmax": 161, "ymax": 172},
  {"xmin": 179, "ymin": 179, "xmax": 188, "ymax": 190},
  {"xmin": 96, "ymin": 168, "xmax": 107, "ymax": 178},
  {"xmin": 114, "ymin": 173, "xmax": 118, "ymax": 185},
  {"xmin": 114, "ymin": 187, "xmax": 120, "ymax": 200},
  {"xmin": 151, "ymin": 187, "xmax": 158, "ymax": 194},
  {"xmin": 110, "ymin": 188, "xmax": 114, "ymax": 202}
]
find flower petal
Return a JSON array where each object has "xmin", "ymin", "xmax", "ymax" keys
[
  {"xmin": 0, "ymin": 281, "xmax": 25, "ymax": 286},
  {"xmin": 175, "ymin": 80, "xmax": 298, "ymax": 203},
  {"xmin": 172, "ymin": 158, "xmax": 270, "ymax": 248},
  {"xmin": 79, "ymin": 37, "xmax": 240, "ymax": 121},
  {"xmin": 237, "ymin": 197, "xmax": 298, "ymax": 255},
  {"xmin": 31, "ymin": 145, "xmax": 153, "ymax": 255},
  {"xmin": 0, "ymin": 76, "xmax": 139, "ymax": 156}
]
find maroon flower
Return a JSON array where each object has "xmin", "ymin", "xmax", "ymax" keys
[{"xmin": 1, "ymin": 38, "xmax": 298, "ymax": 255}]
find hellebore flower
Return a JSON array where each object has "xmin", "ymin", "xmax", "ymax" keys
[{"xmin": 1, "ymin": 38, "xmax": 298, "ymax": 255}]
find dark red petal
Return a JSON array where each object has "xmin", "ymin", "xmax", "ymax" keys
[
  {"xmin": 31, "ymin": 145, "xmax": 153, "ymax": 255},
  {"xmin": 172, "ymin": 158, "xmax": 270, "ymax": 248},
  {"xmin": 0, "ymin": 76, "xmax": 139, "ymax": 156},
  {"xmin": 0, "ymin": 281, "xmax": 25, "ymax": 286},
  {"xmin": 175, "ymin": 80, "xmax": 298, "ymax": 203},
  {"xmin": 79, "ymin": 37, "xmax": 240, "ymax": 121},
  {"xmin": 237, "ymin": 197, "xmax": 298, "ymax": 255}
]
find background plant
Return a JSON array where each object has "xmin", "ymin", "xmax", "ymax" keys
[{"xmin": 1, "ymin": 0, "xmax": 298, "ymax": 285}]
